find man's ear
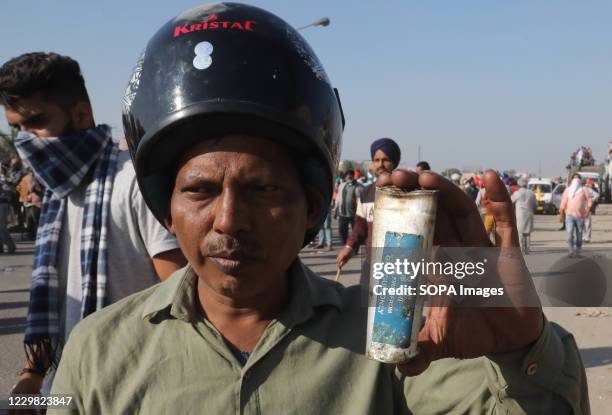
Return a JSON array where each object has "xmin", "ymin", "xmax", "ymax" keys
[
  {"xmin": 71, "ymin": 101, "xmax": 94, "ymax": 130},
  {"xmin": 305, "ymin": 187, "xmax": 325, "ymax": 230}
]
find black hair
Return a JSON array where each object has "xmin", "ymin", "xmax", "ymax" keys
[
  {"xmin": 416, "ymin": 161, "xmax": 431, "ymax": 170},
  {"xmin": 0, "ymin": 52, "xmax": 90, "ymax": 110},
  {"xmin": 344, "ymin": 169, "xmax": 355, "ymax": 176}
]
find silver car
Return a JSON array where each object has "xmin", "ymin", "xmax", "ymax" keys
[{"xmin": 551, "ymin": 183, "xmax": 566, "ymax": 214}]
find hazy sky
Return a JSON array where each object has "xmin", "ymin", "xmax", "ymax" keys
[{"xmin": 1, "ymin": 0, "xmax": 611, "ymax": 176}]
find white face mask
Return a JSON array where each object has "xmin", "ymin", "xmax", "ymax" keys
[{"xmin": 568, "ymin": 178, "xmax": 583, "ymax": 198}]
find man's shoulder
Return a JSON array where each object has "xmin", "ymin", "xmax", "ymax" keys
[
  {"xmin": 112, "ymin": 151, "xmax": 136, "ymax": 183},
  {"xmin": 301, "ymin": 265, "xmax": 364, "ymax": 313},
  {"xmin": 110, "ymin": 150, "xmax": 149, "ymax": 212},
  {"xmin": 67, "ymin": 274, "xmax": 169, "ymax": 344}
]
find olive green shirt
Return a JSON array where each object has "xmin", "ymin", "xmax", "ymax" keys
[{"xmin": 50, "ymin": 262, "xmax": 589, "ymax": 414}]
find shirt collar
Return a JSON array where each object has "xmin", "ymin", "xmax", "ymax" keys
[
  {"xmin": 140, "ymin": 264, "xmax": 198, "ymax": 321},
  {"xmin": 141, "ymin": 259, "xmax": 344, "ymax": 323}
]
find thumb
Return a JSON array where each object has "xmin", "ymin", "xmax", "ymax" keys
[
  {"xmin": 396, "ymin": 331, "xmax": 436, "ymax": 376},
  {"xmin": 483, "ymin": 170, "xmax": 518, "ymax": 248}
]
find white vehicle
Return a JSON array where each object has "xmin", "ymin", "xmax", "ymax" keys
[{"xmin": 527, "ymin": 178, "xmax": 555, "ymax": 214}]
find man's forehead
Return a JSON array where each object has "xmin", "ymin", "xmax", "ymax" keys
[
  {"xmin": 180, "ymin": 134, "xmax": 293, "ymax": 164},
  {"xmin": 175, "ymin": 134, "xmax": 301, "ymax": 179},
  {"xmin": 373, "ymin": 148, "xmax": 391, "ymax": 159},
  {"xmin": 6, "ymin": 94, "xmax": 52, "ymax": 116},
  {"xmin": 176, "ymin": 152, "xmax": 296, "ymax": 187}
]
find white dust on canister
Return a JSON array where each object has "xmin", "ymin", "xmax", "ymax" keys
[{"xmin": 366, "ymin": 187, "xmax": 438, "ymax": 364}]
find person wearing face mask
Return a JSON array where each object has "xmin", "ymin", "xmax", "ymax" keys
[
  {"xmin": 559, "ymin": 174, "xmax": 592, "ymax": 257},
  {"xmin": 0, "ymin": 52, "xmax": 186, "ymax": 396}
]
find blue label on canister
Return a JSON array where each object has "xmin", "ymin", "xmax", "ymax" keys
[{"xmin": 372, "ymin": 232, "xmax": 423, "ymax": 346}]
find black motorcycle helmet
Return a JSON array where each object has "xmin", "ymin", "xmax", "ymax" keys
[{"xmin": 123, "ymin": 2, "xmax": 344, "ymax": 244}]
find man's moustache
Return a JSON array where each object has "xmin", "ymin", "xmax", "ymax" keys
[{"xmin": 204, "ymin": 236, "xmax": 261, "ymax": 259}]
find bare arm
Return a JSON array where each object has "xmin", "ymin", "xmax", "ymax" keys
[
  {"xmin": 152, "ymin": 249, "xmax": 187, "ymax": 281},
  {"xmin": 584, "ymin": 190, "xmax": 593, "ymax": 212},
  {"xmin": 347, "ymin": 215, "xmax": 368, "ymax": 250},
  {"xmin": 559, "ymin": 191, "xmax": 568, "ymax": 211}
]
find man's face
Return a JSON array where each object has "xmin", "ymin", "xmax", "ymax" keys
[
  {"xmin": 344, "ymin": 173, "xmax": 354, "ymax": 182},
  {"xmin": 167, "ymin": 135, "xmax": 321, "ymax": 300},
  {"xmin": 4, "ymin": 93, "xmax": 78, "ymax": 138},
  {"xmin": 372, "ymin": 149, "xmax": 394, "ymax": 177}
]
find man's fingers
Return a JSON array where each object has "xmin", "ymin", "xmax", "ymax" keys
[
  {"xmin": 336, "ymin": 248, "xmax": 352, "ymax": 268},
  {"xmin": 375, "ymin": 170, "xmax": 420, "ymax": 190},
  {"xmin": 396, "ymin": 335, "xmax": 436, "ymax": 377},
  {"xmin": 483, "ymin": 170, "xmax": 512, "ymax": 214},
  {"xmin": 483, "ymin": 170, "xmax": 518, "ymax": 248},
  {"xmin": 418, "ymin": 172, "xmax": 490, "ymax": 246},
  {"xmin": 376, "ymin": 172, "xmax": 393, "ymax": 187},
  {"xmin": 396, "ymin": 310, "xmax": 449, "ymax": 376},
  {"xmin": 391, "ymin": 170, "xmax": 419, "ymax": 190},
  {"xmin": 418, "ymin": 172, "xmax": 474, "ymax": 217},
  {"xmin": 433, "ymin": 210, "xmax": 463, "ymax": 246}
]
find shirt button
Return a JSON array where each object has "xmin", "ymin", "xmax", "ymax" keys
[{"xmin": 526, "ymin": 362, "xmax": 538, "ymax": 376}]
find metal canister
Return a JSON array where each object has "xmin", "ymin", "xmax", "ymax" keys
[{"xmin": 366, "ymin": 187, "xmax": 438, "ymax": 363}]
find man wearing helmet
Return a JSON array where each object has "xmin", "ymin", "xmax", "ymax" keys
[{"xmin": 50, "ymin": 4, "xmax": 587, "ymax": 414}]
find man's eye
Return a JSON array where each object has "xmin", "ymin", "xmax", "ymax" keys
[
  {"xmin": 184, "ymin": 184, "xmax": 216, "ymax": 195},
  {"xmin": 252, "ymin": 184, "xmax": 278, "ymax": 192},
  {"xmin": 26, "ymin": 116, "xmax": 47, "ymax": 128}
]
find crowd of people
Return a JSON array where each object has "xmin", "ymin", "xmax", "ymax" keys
[
  {"xmin": 0, "ymin": 4, "xmax": 590, "ymax": 413},
  {"xmin": 570, "ymin": 146, "xmax": 595, "ymax": 168},
  {"xmin": 460, "ymin": 172, "xmax": 599, "ymax": 256},
  {"xmin": 0, "ymin": 158, "xmax": 43, "ymax": 253},
  {"xmin": 305, "ymin": 164, "xmax": 602, "ymax": 260}
]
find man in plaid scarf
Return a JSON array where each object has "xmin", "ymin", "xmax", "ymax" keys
[{"xmin": 0, "ymin": 52, "xmax": 186, "ymax": 396}]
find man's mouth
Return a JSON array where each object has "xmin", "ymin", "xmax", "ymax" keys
[
  {"xmin": 207, "ymin": 251, "xmax": 253, "ymax": 274},
  {"xmin": 209, "ymin": 257, "xmax": 242, "ymax": 273}
]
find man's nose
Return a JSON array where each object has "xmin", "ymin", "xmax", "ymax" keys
[{"xmin": 212, "ymin": 188, "xmax": 252, "ymax": 236}]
